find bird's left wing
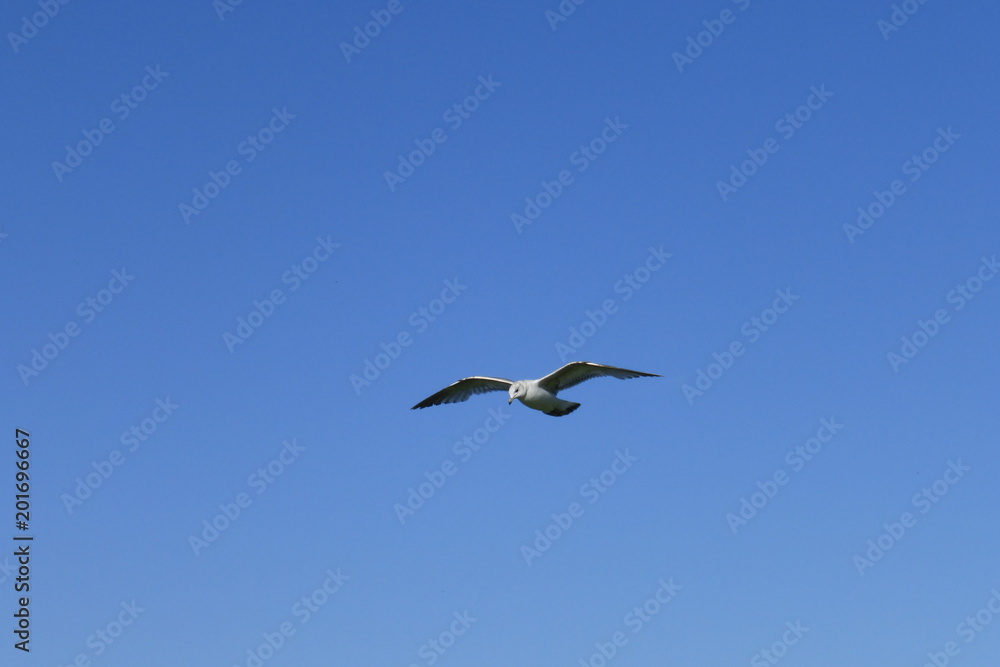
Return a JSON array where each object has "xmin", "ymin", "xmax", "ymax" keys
[
  {"xmin": 537, "ymin": 362, "xmax": 660, "ymax": 394},
  {"xmin": 411, "ymin": 376, "xmax": 513, "ymax": 409}
]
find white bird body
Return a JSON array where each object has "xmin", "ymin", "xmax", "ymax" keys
[
  {"xmin": 412, "ymin": 361, "xmax": 660, "ymax": 417},
  {"xmin": 508, "ymin": 380, "xmax": 580, "ymax": 416}
]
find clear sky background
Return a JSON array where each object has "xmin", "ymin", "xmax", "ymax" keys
[{"xmin": 3, "ymin": 0, "xmax": 1000, "ymax": 665}]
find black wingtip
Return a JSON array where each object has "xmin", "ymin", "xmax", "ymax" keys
[{"xmin": 574, "ymin": 361, "xmax": 661, "ymax": 377}]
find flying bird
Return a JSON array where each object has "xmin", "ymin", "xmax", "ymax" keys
[{"xmin": 411, "ymin": 361, "xmax": 660, "ymax": 416}]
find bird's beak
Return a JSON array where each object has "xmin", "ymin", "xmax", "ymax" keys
[{"xmin": 508, "ymin": 396, "xmax": 514, "ymax": 404}]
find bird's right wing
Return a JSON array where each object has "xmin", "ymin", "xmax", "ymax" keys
[
  {"xmin": 411, "ymin": 376, "xmax": 513, "ymax": 409},
  {"xmin": 537, "ymin": 362, "xmax": 660, "ymax": 394}
]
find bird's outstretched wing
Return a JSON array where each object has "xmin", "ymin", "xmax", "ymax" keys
[
  {"xmin": 537, "ymin": 362, "xmax": 660, "ymax": 395},
  {"xmin": 411, "ymin": 376, "xmax": 513, "ymax": 409}
]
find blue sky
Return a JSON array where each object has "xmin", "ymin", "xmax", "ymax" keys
[{"xmin": 4, "ymin": 0, "xmax": 1000, "ymax": 664}]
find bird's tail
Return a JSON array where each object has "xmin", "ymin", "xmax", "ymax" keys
[{"xmin": 545, "ymin": 402, "xmax": 581, "ymax": 417}]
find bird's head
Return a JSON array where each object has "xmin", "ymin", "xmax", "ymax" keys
[{"xmin": 508, "ymin": 382, "xmax": 525, "ymax": 404}]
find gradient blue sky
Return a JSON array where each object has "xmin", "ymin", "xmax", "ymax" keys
[{"xmin": 4, "ymin": 0, "xmax": 1000, "ymax": 665}]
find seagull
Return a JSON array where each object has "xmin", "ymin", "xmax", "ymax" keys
[{"xmin": 411, "ymin": 361, "xmax": 660, "ymax": 416}]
